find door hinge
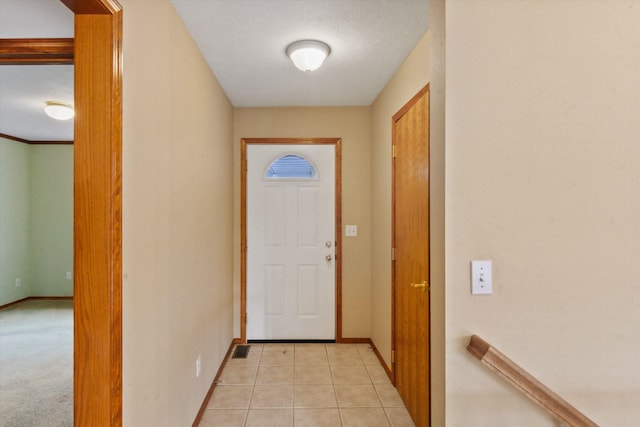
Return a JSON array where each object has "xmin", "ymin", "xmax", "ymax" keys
[
  {"xmin": 391, "ymin": 247, "xmax": 396, "ymax": 261},
  {"xmin": 392, "ymin": 350, "xmax": 396, "ymax": 364},
  {"xmin": 392, "ymin": 145, "xmax": 397, "ymax": 158}
]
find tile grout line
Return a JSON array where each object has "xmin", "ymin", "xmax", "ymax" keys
[
  {"xmin": 326, "ymin": 346, "xmax": 344, "ymax": 426},
  {"xmin": 245, "ymin": 344, "xmax": 259, "ymax": 427}
]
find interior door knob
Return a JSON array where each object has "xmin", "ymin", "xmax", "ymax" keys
[
  {"xmin": 326, "ymin": 254, "xmax": 332, "ymax": 261},
  {"xmin": 410, "ymin": 280, "xmax": 429, "ymax": 292}
]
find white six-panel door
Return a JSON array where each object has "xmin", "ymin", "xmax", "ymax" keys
[{"xmin": 247, "ymin": 144, "xmax": 335, "ymax": 340}]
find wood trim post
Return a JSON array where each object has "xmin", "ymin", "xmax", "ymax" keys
[
  {"xmin": 334, "ymin": 139, "xmax": 343, "ymax": 342},
  {"xmin": 240, "ymin": 140, "xmax": 248, "ymax": 343},
  {"xmin": 63, "ymin": 0, "xmax": 123, "ymax": 425}
]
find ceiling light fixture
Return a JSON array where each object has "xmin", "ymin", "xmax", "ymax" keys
[
  {"xmin": 286, "ymin": 40, "xmax": 331, "ymax": 72},
  {"xmin": 44, "ymin": 101, "xmax": 74, "ymax": 121}
]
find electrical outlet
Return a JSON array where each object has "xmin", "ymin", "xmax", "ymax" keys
[
  {"xmin": 66, "ymin": 272, "xmax": 73, "ymax": 280},
  {"xmin": 15, "ymin": 278, "xmax": 21, "ymax": 287},
  {"xmin": 196, "ymin": 355, "xmax": 202, "ymax": 378}
]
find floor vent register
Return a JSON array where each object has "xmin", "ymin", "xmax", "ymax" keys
[{"xmin": 232, "ymin": 345, "xmax": 250, "ymax": 359}]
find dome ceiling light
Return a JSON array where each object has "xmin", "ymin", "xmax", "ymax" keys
[
  {"xmin": 44, "ymin": 101, "xmax": 74, "ymax": 121},
  {"xmin": 286, "ymin": 40, "xmax": 331, "ymax": 72}
]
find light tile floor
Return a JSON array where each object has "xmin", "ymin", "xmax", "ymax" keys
[{"xmin": 199, "ymin": 343, "xmax": 416, "ymax": 427}]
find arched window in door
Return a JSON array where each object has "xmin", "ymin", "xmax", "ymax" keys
[{"xmin": 266, "ymin": 155, "xmax": 317, "ymax": 178}]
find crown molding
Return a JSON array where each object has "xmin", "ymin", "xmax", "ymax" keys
[
  {"xmin": 0, "ymin": 132, "xmax": 73, "ymax": 145},
  {"xmin": 0, "ymin": 38, "xmax": 74, "ymax": 65}
]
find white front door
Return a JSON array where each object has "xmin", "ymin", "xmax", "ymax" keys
[{"xmin": 247, "ymin": 144, "xmax": 336, "ymax": 340}]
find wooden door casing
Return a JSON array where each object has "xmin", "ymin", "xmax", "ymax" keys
[
  {"xmin": 392, "ymin": 85, "xmax": 430, "ymax": 427},
  {"xmin": 240, "ymin": 138, "xmax": 342, "ymax": 343},
  {"xmin": 60, "ymin": 1, "xmax": 124, "ymax": 425}
]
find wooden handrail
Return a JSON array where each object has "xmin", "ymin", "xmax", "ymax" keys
[{"xmin": 467, "ymin": 335, "xmax": 599, "ymax": 427}]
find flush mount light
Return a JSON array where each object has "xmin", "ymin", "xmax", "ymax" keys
[
  {"xmin": 44, "ymin": 101, "xmax": 74, "ymax": 121},
  {"xmin": 286, "ymin": 40, "xmax": 331, "ymax": 72}
]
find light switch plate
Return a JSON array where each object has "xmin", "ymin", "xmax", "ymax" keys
[
  {"xmin": 345, "ymin": 225, "xmax": 358, "ymax": 237},
  {"xmin": 471, "ymin": 260, "xmax": 492, "ymax": 295}
]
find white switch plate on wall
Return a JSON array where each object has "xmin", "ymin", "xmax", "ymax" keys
[
  {"xmin": 471, "ymin": 260, "xmax": 492, "ymax": 295},
  {"xmin": 345, "ymin": 225, "xmax": 358, "ymax": 237}
]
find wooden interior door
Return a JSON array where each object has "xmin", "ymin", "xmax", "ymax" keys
[{"xmin": 392, "ymin": 85, "xmax": 430, "ymax": 426}]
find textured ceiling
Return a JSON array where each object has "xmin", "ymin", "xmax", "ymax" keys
[
  {"xmin": 0, "ymin": 0, "xmax": 428, "ymax": 141},
  {"xmin": 170, "ymin": 0, "xmax": 429, "ymax": 107}
]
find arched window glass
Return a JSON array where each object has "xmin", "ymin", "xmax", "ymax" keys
[{"xmin": 266, "ymin": 155, "xmax": 317, "ymax": 178}]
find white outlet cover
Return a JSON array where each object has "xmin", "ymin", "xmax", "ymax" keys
[{"xmin": 471, "ymin": 260, "xmax": 492, "ymax": 295}]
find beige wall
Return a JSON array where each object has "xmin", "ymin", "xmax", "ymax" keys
[
  {"xmin": 369, "ymin": 25, "xmax": 447, "ymax": 426},
  {"xmin": 445, "ymin": 1, "xmax": 640, "ymax": 425},
  {"xmin": 233, "ymin": 107, "xmax": 372, "ymax": 338},
  {"xmin": 121, "ymin": 1, "xmax": 234, "ymax": 425},
  {"xmin": 428, "ymin": 2, "xmax": 446, "ymax": 425},
  {"xmin": 115, "ymin": 1, "xmax": 640, "ymax": 425},
  {"xmin": 370, "ymin": 30, "xmax": 430, "ymax": 366}
]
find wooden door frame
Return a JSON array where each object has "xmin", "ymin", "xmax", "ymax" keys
[
  {"xmin": 240, "ymin": 138, "xmax": 342, "ymax": 342},
  {"xmin": 391, "ymin": 84, "xmax": 430, "ymax": 422},
  {"xmin": 391, "ymin": 85, "xmax": 431, "ymax": 380},
  {"xmin": 60, "ymin": 0, "xmax": 123, "ymax": 425}
]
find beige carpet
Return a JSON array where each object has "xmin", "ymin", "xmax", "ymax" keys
[{"xmin": 0, "ymin": 299, "xmax": 73, "ymax": 427}]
